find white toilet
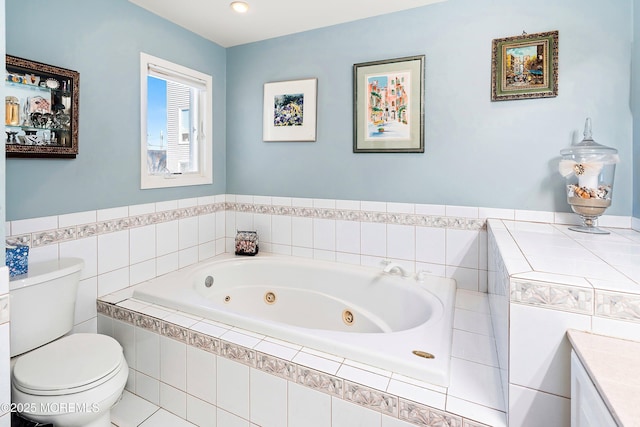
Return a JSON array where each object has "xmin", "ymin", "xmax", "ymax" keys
[{"xmin": 9, "ymin": 258, "xmax": 128, "ymax": 427}]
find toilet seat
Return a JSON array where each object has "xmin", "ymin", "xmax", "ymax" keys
[{"xmin": 13, "ymin": 333, "xmax": 124, "ymax": 396}]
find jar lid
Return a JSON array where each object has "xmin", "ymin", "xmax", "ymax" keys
[{"xmin": 560, "ymin": 118, "xmax": 618, "ymax": 160}]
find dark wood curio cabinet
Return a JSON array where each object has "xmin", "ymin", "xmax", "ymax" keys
[{"xmin": 5, "ymin": 55, "xmax": 79, "ymax": 158}]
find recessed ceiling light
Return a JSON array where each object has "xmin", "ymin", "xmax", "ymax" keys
[{"xmin": 230, "ymin": 1, "xmax": 249, "ymax": 13}]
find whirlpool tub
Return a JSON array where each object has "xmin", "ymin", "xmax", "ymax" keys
[{"xmin": 132, "ymin": 254, "xmax": 456, "ymax": 386}]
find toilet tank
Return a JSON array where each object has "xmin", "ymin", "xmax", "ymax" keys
[{"xmin": 9, "ymin": 258, "xmax": 85, "ymax": 357}]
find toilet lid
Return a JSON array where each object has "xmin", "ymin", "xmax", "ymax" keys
[{"xmin": 13, "ymin": 333, "xmax": 124, "ymax": 394}]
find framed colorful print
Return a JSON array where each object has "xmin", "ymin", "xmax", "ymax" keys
[
  {"xmin": 263, "ymin": 78, "xmax": 317, "ymax": 142},
  {"xmin": 491, "ymin": 30, "xmax": 559, "ymax": 101},
  {"xmin": 353, "ymin": 55, "xmax": 425, "ymax": 153}
]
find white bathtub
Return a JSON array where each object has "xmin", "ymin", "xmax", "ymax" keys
[{"xmin": 132, "ymin": 254, "xmax": 456, "ymax": 386}]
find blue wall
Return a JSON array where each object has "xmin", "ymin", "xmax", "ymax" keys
[
  {"xmin": 5, "ymin": 0, "xmax": 636, "ymax": 220},
  {"xmin": 634, "ymin": 0, "xmax": 640, "ymax": 219},
  {"xmin": 5, "ymin": 0, "xmax": 227, "ymax": 220},
  {"xmin": 227, "ymin": 0, "xmax": 634, "ymax": 215}
]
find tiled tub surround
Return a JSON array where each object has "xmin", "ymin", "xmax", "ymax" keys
[
  {"xmin": 97, "ymin": 287, "xmax": 505, "ymax": 427},
  {"xmin": 4, "ymin": 194, "xmax": 634, "ymax": 427},
  {"xmin": 10, "ymin": 194, "xmax": 632, "ymax": 325},
  {"xmin": 487, "ymin": 219, "xmax": 640, "ymax": 427},
  {"xmin": 5, "ymin": 194, "xmax": 496, "ymax": 337},
  {"xmin": 130, "ymin": 253, "xmax": 456, "ymax": 386}
]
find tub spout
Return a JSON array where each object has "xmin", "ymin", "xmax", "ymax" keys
[{"xmin": 382, "ymin": 262, "xmax": 409, "ymax": 277}]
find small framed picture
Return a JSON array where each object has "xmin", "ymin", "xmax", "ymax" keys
[
  {"xmin": 353, "ymin": 55, "xmax": 425, "ymax": 153},
  {"xmin": 263, "ymin": 78, "xmax": 317, "ymax": 142},
  {"xmin": 491, "ymin": 31, "xmax": 559, "ymax": 101}
]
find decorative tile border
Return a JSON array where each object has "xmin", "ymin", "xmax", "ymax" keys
[
  {"xmin": 189, "ymin": 330, "xmax": 219, "ymax": 353},
  {"xmin": 256, "ymin": 352, "xmax": 297, "ymax": 381},
  {"xmin": 297, "ymin": 365, "xmax": 343, "ymax": 398},
  {"xmin": 8, "ymin": 199, "xmax": 486, "ymax": 249},
  {"xmin": 344, "ymin": 380, "xmax": 398, "ymax": 417},
  {"xmin": 8, "ymin": 202, "xmax": 223, "ymax": 249},
  {"xmin": 399, "ymin": 399, "xmax": 463, "ymax": 427},
  {"xmin": 98, "ymin": 299, "xmax": 493, "ymax": 427},
  {"xmin": 510, "ymin": 279, "xmax": 594, "ymax": 315},
  {"xmin": 230, "ymin": 202, "xmax": 486, "ymax": 231},
  {"xmin": 490, "ymin": 223, "xmax": 640, "ymax": 319},
  {"xmin": 595, "ymin": 291, "xmax": 640, "ymax": 323}
]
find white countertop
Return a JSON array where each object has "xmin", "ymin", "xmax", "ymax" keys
[
  {"xmin": 488, "ymin": 220, "xmax": 640, "ymax": 291},
  {"xmin": 567, "ymin": 329, "xmax": 640, "ymax": 426}
]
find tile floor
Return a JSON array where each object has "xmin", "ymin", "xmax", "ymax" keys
[{"xmin": 109, "ymin": 289, "xmax": 504, "ymax": 427}]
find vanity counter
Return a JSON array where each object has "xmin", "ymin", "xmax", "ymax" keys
[{"xmin": 568, "ymin": 329, "xmax": 640, "ymax": 426}]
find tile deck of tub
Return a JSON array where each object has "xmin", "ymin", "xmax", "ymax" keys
[{"xmin": 104, "ymin": 288, "xmax": 505, "ymax": 427}]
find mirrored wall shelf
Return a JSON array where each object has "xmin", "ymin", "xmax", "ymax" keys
[{"xmin": 5, "ymin": 55, "xmax": 79, "ymax": 158}]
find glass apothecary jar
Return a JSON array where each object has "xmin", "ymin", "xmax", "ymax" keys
[{"xmin": 559, "ymin": 118, "xmax": 618, "ymax": 234}]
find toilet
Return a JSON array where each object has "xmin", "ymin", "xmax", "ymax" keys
[{"xmin": 9, "ymin": 258, "xmax": 128, "ymax": 427}]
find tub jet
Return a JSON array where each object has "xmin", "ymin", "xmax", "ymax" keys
[
  {"xmin": 342, "ymin": 310, "xmax": 354, "ymax": 325},
  {"xmin": 264, "ymin": 291, "xmax": 276, "ymax": 304}
]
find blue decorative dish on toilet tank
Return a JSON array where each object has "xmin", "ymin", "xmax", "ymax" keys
[{"xmin": 6, "ymin": 244, "xmax": 29, "ymax": 277}]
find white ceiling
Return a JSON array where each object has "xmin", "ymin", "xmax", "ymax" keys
[{"xmin": 128, "ymin": 0, "xmax": 447, "ymax": 48}]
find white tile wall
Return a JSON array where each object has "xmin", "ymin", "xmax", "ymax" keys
[
  {"xmin": 217, "ymin": 357, "xmax": 250, "ymax": 419},
  {"xmin": 508, "ymin": 384, "xmax": 570, "ymax": 427},
  {"xmin": 250, "ymin": 369, "xmax": 287, "ymax": 427},
  {"xmin": 186, "ymin": 346, "xmax": 217, "ymax": 404},
  {"xmin": 160, "ymin": 382, "xmax": 187, "ymax": 418},
  {"xmin": 130, "ymin": 225, "xmax": 156, "ymax": 264},
  {"xmin": 186, "ymin": 395, "xmax": 216, "ymax": 427},
  {"xmin": 332, "ymin": 397, "xmax": 382, "ymax": 425},
  {"xmin": 510, "ymin": 304, "xmax": 591, "ymax": 397},
  {"xmin": 98, "ymin": 230, "xmax": 130, "ymax": 274},
  {"xmin": 160, "ymin": 335, "xmax": 187, "ymax": 390},
  {"xmin": 288, "ymin": 382, "xmax": 332, "ymax": 427},
  {"xmin": 157, "ymin": 220, "xmax": 179, "ymax": 257},
  {"xmin": 488, "ymin": 218, "xmax": 640, "ymax": 425},
  {"xmin": 5, "ymin": 195, "xmax": 637, "ymax": 427},
  {"xmin": 98, "ymin": 284, "xmax": 503, "ymax": 427},
  {"xmin": 136, "ymin": 327, "xmax": 160, "ymax": 378}
]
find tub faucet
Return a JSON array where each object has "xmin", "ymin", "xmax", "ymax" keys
[{"xmin": 382, "ymin": 262, "xmax": 409, "ymax": 277}]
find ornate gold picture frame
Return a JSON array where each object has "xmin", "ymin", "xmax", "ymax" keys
[{"xmin": 491, "ymin": 31, "xmax": 558, "ymax": 101}]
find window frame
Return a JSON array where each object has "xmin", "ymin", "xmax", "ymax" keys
[{"xmin": 140, "ymin": 52, "xmax": 213, "ymax": 189}]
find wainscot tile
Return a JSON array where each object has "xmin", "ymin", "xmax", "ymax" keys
[
  {"xmin": 399, "ymin": 399, "xmax": 463, "ymax": 427},
  {"xmin": 344, "ymin": 381, "xmax": 398, "ymax": 417},
  {"xmin": 161, "ymin": 322, "xmax": 189, "ymax": 343},
  {"xmin": 220, "ymin": 341, "xmax": 257, "ymax": 367},
  {"xmin": 296, "ymin": 365, "xmax": 343, "ymax": 398},
  {"xmin": 188, "ymin": 330, "xmax": 220, "ymax": 354},
  {"xmin": 256, "ymin": 352, "xmax": 297, "ymax": 380}
]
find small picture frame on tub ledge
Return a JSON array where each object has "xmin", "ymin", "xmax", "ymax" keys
[{"xmin": 235, "ymin": 231, "xmax": 259, "ymax": 256}]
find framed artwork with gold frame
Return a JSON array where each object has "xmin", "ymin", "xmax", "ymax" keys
[{"xmin": 491, "ymin": 31, "xmax": 558, "ymax": 101}]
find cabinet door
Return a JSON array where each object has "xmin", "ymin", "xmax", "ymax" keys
[{"xmin": 570, "ymin": 351, "xmax": 617, "ymax": 427}]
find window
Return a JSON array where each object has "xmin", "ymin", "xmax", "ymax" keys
[{"xmin": 140, "ymin": 52, "xmax": 213, "ymax": 189}]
